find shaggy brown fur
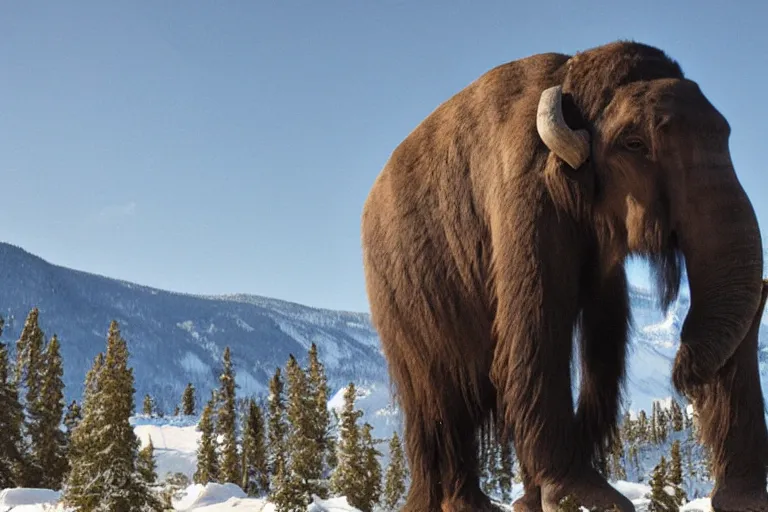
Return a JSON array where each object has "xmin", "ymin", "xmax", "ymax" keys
[{"xmin": 361, "ymin": 40, "xmax": 765, "ymax": 512}]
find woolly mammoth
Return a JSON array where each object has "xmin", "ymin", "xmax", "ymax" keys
[{"xmin": 360, "ymin": 41, "xmax": 767, "ymax": 512}]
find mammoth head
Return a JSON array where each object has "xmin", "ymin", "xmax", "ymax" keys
[{"xmin": 536, "ymin": 44, "xmax": 764, "ymax": 394}]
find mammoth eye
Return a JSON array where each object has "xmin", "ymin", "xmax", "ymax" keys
[{"xmin": 623, "ymin": 136, "xmax": 648, "ymax": 153}]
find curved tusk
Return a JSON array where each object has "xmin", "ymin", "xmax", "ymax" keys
[{"xmin": 536, "ymin": 85, "xmax": 591, "ymax": 169}]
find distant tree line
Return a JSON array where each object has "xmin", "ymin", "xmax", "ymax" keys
[{"xmin": 189, "ymin": 342, "xmax": 408, "ymax": 512}]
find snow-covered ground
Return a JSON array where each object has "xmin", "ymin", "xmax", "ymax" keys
[
  {"xmin": 133, "ymin": 416, "xmax": 202, "ymax": 481},
  {"xmin": 0, "ymin": 482, "xmax": 714, "ymax": 512},
  {"xmin": 0, "ymin": 484, "xmax": 365, "ymax": 511}
]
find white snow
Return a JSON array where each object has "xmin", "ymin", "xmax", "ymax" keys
[
  {"xmin": 0, "ymin": 488, "xmax": 60, "ymax": 510},
  {"xmin": 173, "ymin": 483, "xmax": 248, "ymax": 510},
  {"xmin": 134, "ymin": 422, "xmax": 201, "ymax": 480},
  {"xmin": 612, "ymin": 481, "xmax": 653, "ymax": 501},
  {"xmin": 680, "ymin": 498, "xmax": 713, "ymax": 511},
  {"xmin": 234, "ymin": 316, "xmax": 255, "ymax": 332},
  {"xmin": 307, "ymin": 496, "xmax": 363, "ymax": 511},
  {"xmin": 177, "ymin": 320, "xmax": 201, "ymax": 340}
]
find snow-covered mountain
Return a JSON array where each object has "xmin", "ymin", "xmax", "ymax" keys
[
  {"xmin": 0, "ymin": 242, "xmax": 387, "ymax": 414},
  {"xmin": 0, "ymin": 241, "xmax": 766, "ymax": 437}
]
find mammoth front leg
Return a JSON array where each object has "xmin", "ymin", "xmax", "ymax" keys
[
  {"xmin": 695, "ymin": 279, "xmax": 768, "ymax": 512},
  {"xmin": 489, "ymin": 209, "xmax": 634, "ymax": 512},
  {"xmin": 512, "ymin": 268, "xmax": 631, "ymax": 512}
]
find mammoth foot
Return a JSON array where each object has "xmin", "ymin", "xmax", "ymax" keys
[
  {"xmin": 512, "ymin": 487, "xmax": 543, "ymax": 512},
  {"xmin": 440, "ymin": 489, "xmax": 500, "ymax": 512},
  {"xmin": 540, "ymin": 468, "xmax": 634, "ymax": 512},
  {"xmin": 711, "ymin": 484, "xmax": 768, "ymax": 512}
]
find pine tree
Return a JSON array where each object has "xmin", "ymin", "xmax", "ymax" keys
[
  {"xmin": 621, "ymin": 410, "xmax": 635, "ymax": 445},
  {"xmin": 182, "ymin": 382, "xmax": 196, "ymax": 416},
  {"xmin": 657, "ymin": 403, "xmax": 669, "ymax": 443},
  {"xmin": 267, "ymin": 367, "xmax": 289, "ymax": 502},
  {"xmin": 267, "ymin": 365, "xmax": 304, "ymax": 512},
  {"xmin": 647, "ymin": 456, "xmax": 676, "ymax": 512},
  {"xmin": 330, "ymin": 383, "xmax": 364, "ymax": 506},
  {"xmin": 0, "ymin": 337, "xmax": 25, "ymax": 488},
  {"xmin": 488, "ymin": 440, "xmax": 503, "ymax": 496},
  {"xmin": 382, "ymin": 432, "xmax": 407, "ymax": 510},
  {"xmin": 241, "ymin": 398, "xmax": 269, "ymax": 496},
  {"xmin": 357, "ymin": 422, "xmax": 382, "ymax": 512},
  {"xmin": 64, "ymin": 367, "xmax": 102, "ymax": 509},
  {"xmin": 610, "ymin": 433, "xmax": 627, "ymax": 481},
  {"xmin": 15, "ymin": 307, "xmax": 46, "ymax": 486},
  {"xmin": 216, "ymin": 346, "xmax": 240, "ymax": 485},
  {"xmin": 14, "ymin": 308, "xmax": 45, "ymax": 391},
  {"xmin": 33, "ymin": 334, "xmax": 68, "ymax": 490},
  {"xmin": 269, "ymin": 452, "xmax": 304, "ymax": 512},
  {"xmin": 63, "ymin": 353, "xmax": 101, "ymax": 491},
  {"xmin": 285, "ymin": 353, "xmax": 323, "ymax": 503},
  {"xmin": 702, "ymin": 443, "xmax": 714, "ymax": 480},
  {"xmin": 478, "ymin": 432, "xmax": 495, "ymax": 495},
  {"xmin": 650, "ymin": 403, "xmax": 659, "ymax": 445},
  {"xmin": 307, "ymin": 343, "xmax": 332, "ymax": 485},
  {"xmin": 636, "ymin": 410, "xmax": 648, "ymax": 443},
  {"xmin": 143, "ymin": 394, "xmax": 155, "ymax": 416},
  {"xmin": 138, "ymin": 436, "xmax": 158, "ymax": 485},
  {"xmin": 669, "ymin": 440, "xmax": 686, "ymax": 506},
  {"xmin": 63, "ymin": 320, "xmax": 161, "ymax": 511},
  {"xmin": 194, "ymin": 398, "xmax": 218, "ymax": 485},
  {"xmin": 498, "ymin": 440, "xmax": 514, "ymax": 503},
  {"xmin": 670, "ymin": 399, "xmax": 684, "ymax": 432},
  {"xmin": 99, "ymin": 320, "xmax": 156, "ymax": 508}
]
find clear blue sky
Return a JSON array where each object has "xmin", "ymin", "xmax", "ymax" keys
[{"xmin": 1, "ymin": 1, "xmax": 767, "ymax": 313}]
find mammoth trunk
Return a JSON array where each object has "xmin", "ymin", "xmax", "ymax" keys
[{"xmin": 673, "ymin": 161, "xmax": 764, "ymax": 397}]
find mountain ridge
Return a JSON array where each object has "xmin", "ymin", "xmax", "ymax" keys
[{"xmin": 0, "ymin": 242, "xmax": 367, "ymax": 315}]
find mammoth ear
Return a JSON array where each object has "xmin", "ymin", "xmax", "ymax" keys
[{"xmin": 537, "ymin": 85, "xmax": 591, "ymax": 169}]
